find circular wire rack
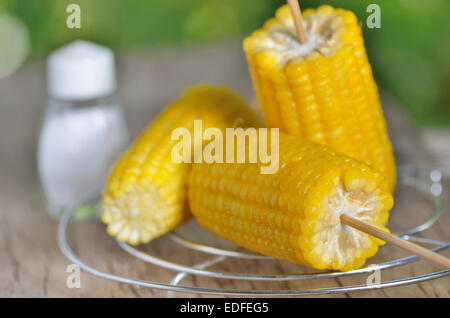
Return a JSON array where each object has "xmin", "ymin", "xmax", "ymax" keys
[{"xmin": 57, "ymin": 163, "xmax": 450, "ymax": 296}]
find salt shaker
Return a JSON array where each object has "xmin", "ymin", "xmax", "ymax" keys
[{"xmin": 38, "ymin": 41, "xmax": 129, "ymax": 218}]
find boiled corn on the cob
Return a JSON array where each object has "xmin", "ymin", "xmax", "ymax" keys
[
  {"xmin": 243, "ymin": 5, "xmax": 396, "ymax": 193},
  {"xmin": 102, "ymin": 85, "xmax": 261, "ymax": 245},
  {"xmin": 187, "ymin": 132, "xmax": 393, "ymax": 271}
]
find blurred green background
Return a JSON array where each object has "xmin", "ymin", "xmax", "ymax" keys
[{"xmin": 1, "ymin": 0, "xmax": 449, "ymax": 126}]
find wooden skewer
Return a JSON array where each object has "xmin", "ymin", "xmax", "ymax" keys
[
  {"xmin": 340, "ymin": 214, "xmax": 450, "ymax": 268},
  {"xmin": 287, "ymin": 0, "xmax": 308, "ymax": 43}
]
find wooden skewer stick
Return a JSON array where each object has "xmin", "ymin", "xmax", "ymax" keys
[
  {"xmin": 340, "ymin": 214, "xmax": 450, "ymax": 269},
  {"xmin": 287, "ymin": 0, "xmax": 308, "ymax": 43}
]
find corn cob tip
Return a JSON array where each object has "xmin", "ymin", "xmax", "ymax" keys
[{"xmin": 102, "ymin": 185, "xmax": 179, "ymax": 245}]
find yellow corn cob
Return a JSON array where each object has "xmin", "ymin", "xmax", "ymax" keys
[
  {"xmin": 243, "ymin": 5, "xmax": 396, "ymax": 193},
  {"xmin": 187, "ymin": 132, "xmax": 393, "ymax": 271},
  {"xmin": 102, "ymin": 85, "xmax": 261, "ymax": 245}
]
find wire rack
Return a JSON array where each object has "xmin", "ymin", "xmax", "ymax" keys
[{"xmin": 57, "ymin": 163, "xmax": 450, "ymax": 296}]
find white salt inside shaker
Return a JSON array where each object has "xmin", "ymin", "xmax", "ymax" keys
[{"xmin": 38, "ymin": 41, "xmax": 129, "ymax": 218}]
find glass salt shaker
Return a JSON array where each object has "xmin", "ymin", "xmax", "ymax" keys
[{"xmin": 38, "ymin": 41, "xmax": 129, "ymax": 219}]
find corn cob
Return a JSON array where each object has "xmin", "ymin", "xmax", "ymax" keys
[
  {"xmin": 102, "ymin": 85, "xmax": 261, "ymax": 245},
  {"xmin": 187, "ymin": 132, "xmax": 393, "ymax": 271},
  {"xmin": 243, "ymin": 5, "xmax": 396, "ymax": 193}
]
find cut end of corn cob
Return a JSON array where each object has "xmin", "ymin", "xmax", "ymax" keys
[
  {"xmin": 102, "ymin": 184, "xmax": 185, "ymax": 245},
  {"xmin": 102, "ymin": 84, "xmax": 261, "ymax": 245},
  {"xmin": 244, "ymin": 4, "xmax": 357, "ymax": 66},
  {"xmin": 188, "ymin": 133, "xmax": 393, "ymax": 271},
  {"xmin": 300, "ymin": 172, "xmax": 392, "ymax": 271}
]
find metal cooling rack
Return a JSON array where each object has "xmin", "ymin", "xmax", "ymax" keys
[{"xmin": 57, "ymin": 164, "xmax": 450, "ymax": 296}]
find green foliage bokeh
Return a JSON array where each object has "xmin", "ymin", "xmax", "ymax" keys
[{"xmin": 1, "ymin": 0, "xmax": 449, "ymax": 126}]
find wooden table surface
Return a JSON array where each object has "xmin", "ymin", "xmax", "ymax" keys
[{"xmin": 0, "ymin": 42, "xmax": 448, "ymax": 298}]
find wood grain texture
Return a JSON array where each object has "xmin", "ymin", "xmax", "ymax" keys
[{"xmin": 0, "ymin": 42, "xmax": 448, "ymax": 297}]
